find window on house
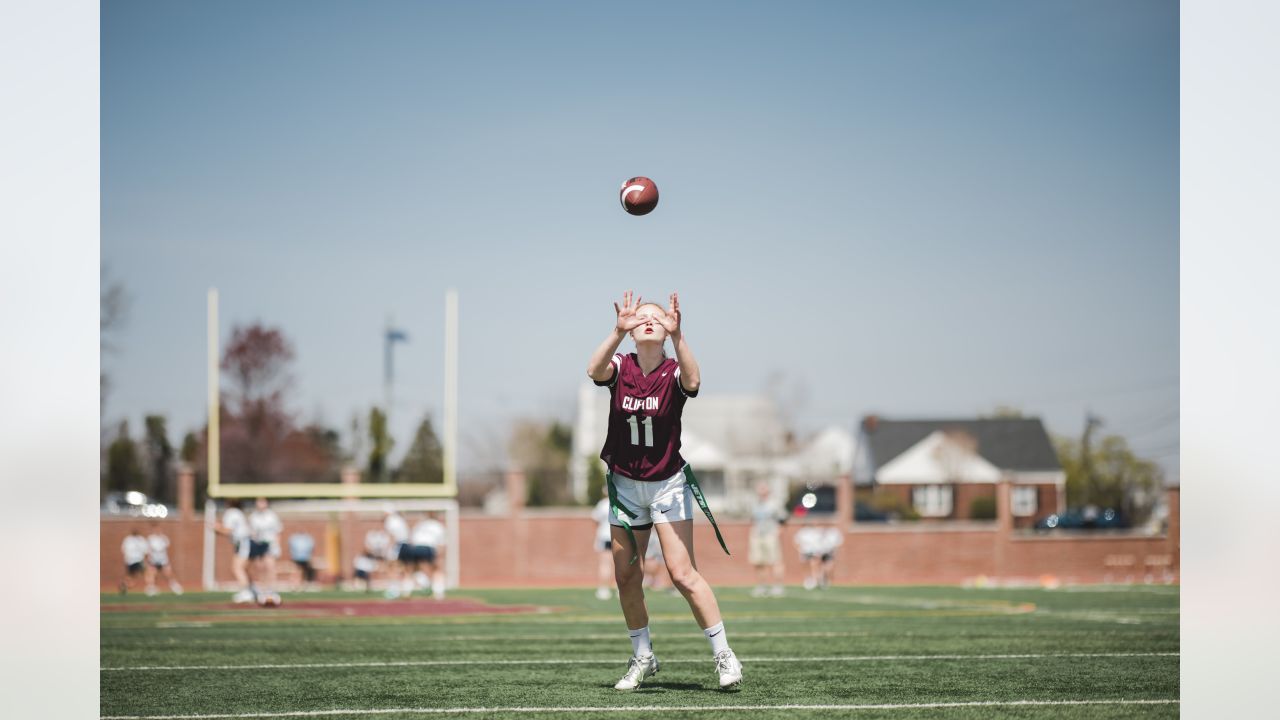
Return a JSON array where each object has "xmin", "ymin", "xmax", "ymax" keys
[
  {"xmin": 1011, "ymin": 486, "xmax": 1038, "ymax": 517},
  {"xmin": 696, "ymin": 469, "xmax": 726, "ymax": 498},
  {"xmin": 911, "ymin": 485, "xmax": 953, "ymax": 518}
]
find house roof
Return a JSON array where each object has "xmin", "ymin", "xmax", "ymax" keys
[{"xmin": 863, "ymin": 418, "xmax": 1061, "ymax": 473}]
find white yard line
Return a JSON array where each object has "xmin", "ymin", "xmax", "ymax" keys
[
  {"xmin": 102, "ymin": 651, "xmax": 1178, "ymax": 672},
  {"xmin": 100, "ymin": 699, "xmax": 1179, "ymax": 719},
  {"xmin": 250, "ymin": 631, "xmax": 870, "ymax": 642}
]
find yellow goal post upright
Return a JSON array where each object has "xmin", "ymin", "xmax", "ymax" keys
[{"xmin": 201, "ymin": 288, "xmax": 462, "ymax": 590}]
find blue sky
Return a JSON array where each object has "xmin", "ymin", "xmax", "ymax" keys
[{"xmin": 102, "ymin": 0, "xmax": 1178, "ymax": 477}]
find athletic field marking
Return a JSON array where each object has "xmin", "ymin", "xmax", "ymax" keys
[
  {"xmin": 789, "ymin": 593, "xmax": 1035, "ymax": 612},
  {"xmin": 102, "ymin": 651, "xmax": 1178, "ymax": 672},
  {"xmin": 116, "ymin": 608, "xmax": 1039, "ymax": 629},
  {"xmin": 100, "ymin": 699, "xmax": 1179, "ymax": 719},
  {"xmin": 263, "ymin": 630, "xmax": 871, "ymax": 642}
]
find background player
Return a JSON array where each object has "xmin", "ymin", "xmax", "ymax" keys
[
  {"xmin": 818, "ymin": 525, "xmax": 844, "ymax": 588},
  {"xmin": 749, "ymin": 481, "xmax": 787, "ymax": 597},
  {"xmin": 410, "ymin": 512, "xmax": 447, "ymax": 600},
  {"xmin": 119, "ymin": 527, "xmax": 148, "ymax": 594},
  {"xmin": 382, "ymin": 506, "xmax": 412, "ymax": 599},
  {"xmin": 144, "ymin": 521, "xmax": 183, "ymax": 596},
  {"xmin": 288, "ymin": 531, "xmax": 316, "ymax": 590},
  {"xmin": 588, "ymin": 290, "xmax": 742, "ymax": 691},
  {"xmin": 248, "ymin": 497, "xmax": 283, "ymax": 605},
  {"xmin": 214, "ymin": 499, "xmax": 256, "ymax": 603},
  {"xmin": 795, "ymin": 519, "xmax": 824, "ymax": 590},
  {"xmin": 592, "ymin": 496, "xmax": 613, "ymax": 600}
]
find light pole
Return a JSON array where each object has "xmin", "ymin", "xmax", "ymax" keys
[{"xmin": 383, "ymin": 317, "xmax": 408, "ymax": 481}]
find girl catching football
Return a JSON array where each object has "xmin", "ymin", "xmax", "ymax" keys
[{"xmin": 587, "ymin": 290, "xmax": 742, "ymax": 691}]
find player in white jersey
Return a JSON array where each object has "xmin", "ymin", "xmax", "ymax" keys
[
  {"xmin": 817, "ymin": 526, "xmax": 844, "ymax": 588},
  {"xmin": 382, "ymin": 507, "xmax": 412, "ymax": 599},
  {"xmin": 353, "ymin": 530, "xmax": 388, "ymax": 592},
  {"xmin": 642, "ymin": 530, "xmax": 674, "ymax": 593},
  {"xmin": 119, "ymin": 528, "xmax": 148, "ymax": 594},
  {"xmin": 592, "ymin": 497, "xmax": 613, "ymax": 600},
  {"xmin": 144, "ymin": 521, "xmax": 183, "ymax": 596},
  {"xmin": 248, "ymin": 497, "xmax": 283, "ymax": 605},
  {"xmin": 214, "ymin": 499, "xmax": 256, "ymax": 603},
  {"xmin": 410, "ymin": 513, "xmax": 447, "ymax": 600},
  {"xmin": 794, "ymin": 521, "xmax": 825, "ymax": 590}
]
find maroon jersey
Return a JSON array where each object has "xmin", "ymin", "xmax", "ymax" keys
[{"xmin": 596, "ymin": 352, "xmax": 698, "ymax": 481}]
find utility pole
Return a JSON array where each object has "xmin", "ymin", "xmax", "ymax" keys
[
  {"xmin": 1081, "ymin": 412, "xmax": 1103, "ymax": 507},
  {"xmin": 383, "ymin": 317, "xmax": 408, "ymax": 481}
]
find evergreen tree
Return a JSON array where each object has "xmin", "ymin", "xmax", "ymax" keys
[
  {"xmin": 105, "ymin": 420, "xmax": 145, "ymax": 494},
  {"xmin": 398, "ymin": 415, "xmax": 444, "ymax": 484}
]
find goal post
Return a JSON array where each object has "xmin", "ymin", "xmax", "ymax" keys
[
  {"xmin": 205, "ymin": 287, "xmax": 461, "ymax": 499},
  {"xmin": 202, "ymin": 497, "xmax": 462, "ymax": 592}
]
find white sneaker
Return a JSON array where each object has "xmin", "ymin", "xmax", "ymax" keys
[
  {"xmin": 714, "ymin": 649, "xmax": 743, "ymax": 690},
  {"xmin": 769, "ymin": 585, "xmax": 785, "ymax": 597},
  {"xmin": 595, "ymin": 587, "xmax": 612, "ymax": 601},
  {"xmin": 231, "ymin": 589, "xmax": 255, "ymax": 604},
  {"xmin": 613, "ymin": 653, "xmax": 659, "ymax": 691},
  {"xmin": 750, "ymin": 586, "xmax": 767, "ymax": 598}
]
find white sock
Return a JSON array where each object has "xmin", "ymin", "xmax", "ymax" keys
[
  {"xmin": 629, "ymin": 626, "xmax": 652, "ymax": 657},
  {"xmin": 704, "ymin": 621, "xmax": 729, "ymax": 655}
]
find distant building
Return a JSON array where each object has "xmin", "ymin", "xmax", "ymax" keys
[
  {"xmin": 856, "ymin": 416, "xmax": 1065, "ymax": 527},
  {"xmin": 572, "ymin": 383, "xmax": 853, "ymax": 515}
]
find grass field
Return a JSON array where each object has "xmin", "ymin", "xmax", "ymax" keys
[{"xmin": 101, "ymin": 584, "xmax": 1179, "ymax": 719}]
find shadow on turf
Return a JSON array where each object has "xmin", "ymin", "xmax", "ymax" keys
[{"xmin": 601, "ymin": 681, "xmax": 725, "ymax": 692}]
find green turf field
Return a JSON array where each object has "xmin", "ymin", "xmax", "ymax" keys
[{"xmin": 101, "ymin": 584, "xmax": 1179, "ymax": 719}]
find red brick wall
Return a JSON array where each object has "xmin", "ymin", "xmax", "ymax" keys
[
  {"xmin": 101, "ymin": 488, "xmax": 1179, "ymax": 589},
  {"xmin": 954, "ymin": 484, "xmax": 993, "ymax": 520}
]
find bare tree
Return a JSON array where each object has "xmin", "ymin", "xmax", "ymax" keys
[{"xmin": 100, "ymin": 267, "xmax": 130, "ymax": 416}]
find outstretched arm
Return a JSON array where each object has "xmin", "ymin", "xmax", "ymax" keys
[
  {"xmin": 588, "ymin": 290, "xmax": 647, "ymax": 383},
  {"xmin": 659, "ymin": 292, "xmax": 700, "ymax": 394}
]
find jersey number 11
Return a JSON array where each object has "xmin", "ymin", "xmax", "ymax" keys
[{"xmin": 626, "ymin": 415, "xmax": 654, "ymax": 447}]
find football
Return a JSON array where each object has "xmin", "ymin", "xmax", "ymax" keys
[{"xmin": 619, "ymin": 176, "xmax": 659, "ymax": 216}]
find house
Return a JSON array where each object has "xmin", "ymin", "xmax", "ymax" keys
[
  {"xmin": 855, "ymin": 416, "xmax": 1065, "ymax": 527},
  {"xmin": 572, "ymin": 382, "xmax": 853, "ymax": 515}
]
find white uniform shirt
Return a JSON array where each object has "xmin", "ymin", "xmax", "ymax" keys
[
  {"xmin": 249, "ymin": 509, "xmax": 282, "ymax": 544},
  {"xmin": 146, "ymin": 533, "xmax": 170, "ymax": 565},
  {"xmin": 592, "ymin": 498, "xmax": 611, "ymax": 544},
  {"xmin": 122, "ymin": 535, "xmax": 148, "ymax": 565},
  {"xmin": 411, "ymin": 519, "xmax": 446, "ymax": 548},
  {"xmin": 364, "ymin": 530, "xmax": 391, "ymax": 559},
  {"xmin": 820, "ymin": 527, "xmax": 844, "ymax": 555},
  {"xmin": 794, "ymin": 526, "xmax": 824, "ymax": 557},
  {"xmin": 222, "ymin": 507, "xmax": 250, "ymax": 543},
  {"xmin": 384, "ymin": 513, "xmax": 409, "ymax": 545}
]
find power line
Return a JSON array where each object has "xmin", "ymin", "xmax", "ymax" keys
[
  {"xmin": 1116, "ymin": 409, "xmax": 1180, "ymax": 441},
  {"xmin": 1020, "ymin": 375, "xmax": 1179, "ymax": 409}
]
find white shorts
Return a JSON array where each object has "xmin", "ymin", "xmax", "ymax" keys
[{"xmin": 608, "ymin": 468, "xmax": 694, "ymax": 528}]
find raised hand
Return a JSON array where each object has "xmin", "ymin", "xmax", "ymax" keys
[
  {"xmin": 657, "ymin": 292, "xmax": 681, "ymax": 335},
  {"xmin": 614, "ymin": 290, "xmax": 649, "ymax": 333}
]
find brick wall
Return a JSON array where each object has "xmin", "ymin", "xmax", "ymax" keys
[{"xmin": 101, "ymin": 487, "xmax": 1179, "ymax": 589}]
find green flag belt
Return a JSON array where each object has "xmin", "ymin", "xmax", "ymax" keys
[
  {"xmin": 606, "ymin": 464, "xmax": 731, "ymax": 566},
  {"xmin": 683, "ymin": 464, "xmax": 731, "ymax": 557}
]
